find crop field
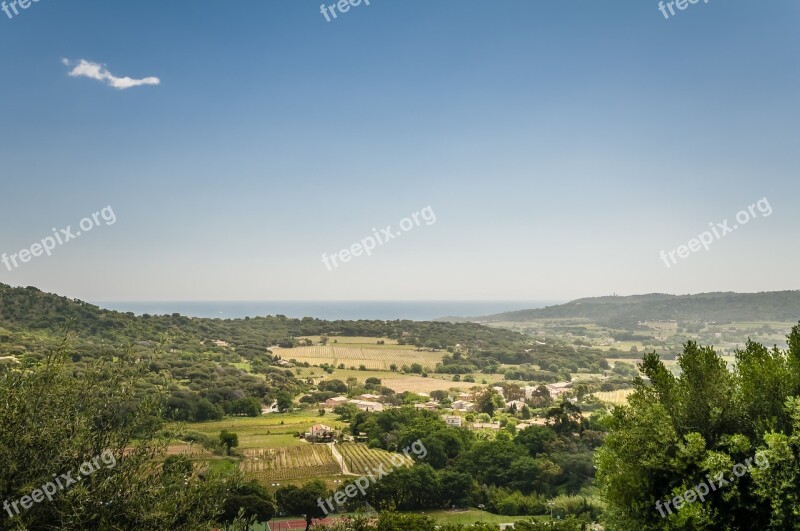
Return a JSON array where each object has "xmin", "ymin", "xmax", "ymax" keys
[
  {"xmin": 593, "ymin": 389, "xmax": 635, "ymax": 405},
  {"xmin": 339, "ymin": 444, "xmax": 414, "ymax": 475},
  {"xmin": 299, "ymin": 336, "xmax": 403, "ymax": 345},
  {"xmin": 272, "ymin": 345, "xmax": 444, "ymax": 371},
  {"xmin": 191, "ymin": 414, "xmax": 346, "ymax": 449},
  {"xmin": 241, "ymin": 444, "xmax": 342, "ymax": 481}
]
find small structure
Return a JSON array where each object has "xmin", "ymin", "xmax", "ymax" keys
[
  {"xmin": 451, "ymin": 400, "xmax": 475, "ymax": 412},
  {"xmin": 414, "ymin": 402, "xmax": 440, "ymax": 411},
  {"xmin": 444, "ymin": 415, "xmax": 463, "ymax": 428},
  {"xmin": 546, "ymin": 382, "xmax": 572, "ymax": 400},
  {"xmin": 307, "ymin": 424, "xmax": 336, "ymax": 442},
  {"xmin": 350, "ymin": 400, "xmax": 384, "ymax": 412},
  {"xmin": 356, "ymin": 393, "xmax": 382, "ymax": 402},
  {"xmin": 324, "ymin": 396, "xmax": 349, "ymax": 408}
]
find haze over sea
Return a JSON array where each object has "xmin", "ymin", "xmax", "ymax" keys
[{"xmin": 93, "ymin": 301, "xmax": 558, "ymax": 321}]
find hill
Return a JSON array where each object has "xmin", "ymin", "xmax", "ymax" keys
[{"xmin": 451, "ymin": 291, "xmax": 800, "ymax": 328}]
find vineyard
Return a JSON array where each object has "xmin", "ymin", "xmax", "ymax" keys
[
  {"xmin": 339, "ymin": 443, "xmax": 414, "ymax": 475},
  {"xmin": 272, "ymin": 345, "xmax": 443, "ymax": 371},
  {"xmin": 593, "ymin": 389, "xmax": 635, "ymax": 406},
  {"xmin": 240, "ymin": 444, "xmax": 342, "ymax": 481}
]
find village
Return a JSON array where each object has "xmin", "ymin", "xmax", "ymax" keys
[{"xmin": 300, "ymin": 380, "xmax": 576, "ymax": 441}]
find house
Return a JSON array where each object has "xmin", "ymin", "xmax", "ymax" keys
[
  {"xmin": 350, "ymin": 400, "xmax": 384, "ymax": 412},
  {"xmin": 492, "ymin": 386, "xmax": 505, "ymax": 398},
  {"xmin": 546, "ymin": 382, "xmax": 572, "ymax": 400},
  {"xmin": 307, "ymin": 424, "xmax": 335, "ymax": 442},
  {"xmin": 324, "ymin": 396, "xmax": 349, "ymax": 408},
  {"xmin": 457, "ymin": 392, "xmax": 476, "ymax": 401},
  {"xmin": 451, "ymin": 400, "xmax": 475, "ymax": 412},
  {"xmin": 356, "ymin": 394, "xmax": 382, "ymax": 402},
  {"xmin": 444, "ymin": 415, "xmax": 463, "ymax": 428},
  {"xmin": 414, "ymin": 402, "xmax": 439, "ymax": 411}
]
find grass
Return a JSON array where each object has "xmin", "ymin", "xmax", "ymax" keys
[
  {"xmin": 422, "ymin": 509, "xmax": 532, "ymax": 525},
  {"xmin": 190, "ymin": 413, "xmax": 346, "ymax": 449},
  {"xmin": 272, "ymin": 344, "xmax": 444, "ymax": 372}
]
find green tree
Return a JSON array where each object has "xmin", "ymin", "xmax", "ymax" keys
[
  {"xmin": 219, "ymin": 481, "xmax": 275, "ymax": 525},
  {"xmin": 597, "ymin": 325, "xmax": 800, "ymax": 529},
  {"xmin": 219, "ymin": 430, "xmax": 239, "ymax": 456},
  {"xmin": 276, "ymin": 480, "xmax": 331, "ymax": 530},
  {"xmin": 0, "ymin": 340, "xmax": 230, "ymax": 530}
]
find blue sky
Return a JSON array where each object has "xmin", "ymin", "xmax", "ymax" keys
[{"xmin": 0, "ymin": 0, "xmax": 798, "ymax": 302}]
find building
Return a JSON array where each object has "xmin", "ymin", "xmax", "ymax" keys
[
  {"xmin": 350, "ymin": 400, "xmax": 384, "ymax": 412},
  {"xmin": 444, "ymin": 415, "xmax": 463, "ymax": 427},
  {"xmin": 546, "ymin": 382, "xmax": 572, "ymax": 400},
  {"xmin": 414, "ymin": 401, "xmax": 440, "ymax": 411},
  {"xmin": 307, "ymin": 424, "xmax": 335, "ymax": 442},
  {"xmin": 356, "ymin": 393, "xmax": 382, "ymax": 402},
  {"xmin": 324, "ymin": 396, "xmax": 349, "ymax": 408},
  {"xmin": 451, "ymin": 400, "xmax": 475, "ymax": 412}
]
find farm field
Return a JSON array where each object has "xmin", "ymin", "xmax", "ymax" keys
[
  {"xmin": 339, "ymin": 443, "xmax": 413, "ymax": 475},
  {"xmin": 297, "ymin": 366, "xmax": 506, "ymax": 393},
  {"xmin": 190, "ymin": 413, "xmax": 347, "ymax": 449},
  {"xmin": 593, "ymin": 389, "xmax": 635, "ymax": 406},
  {"xmin": 241, "ymin": 444, "xmax": 342, "ymax": 482},
  {"xmin": 298, "ymin": 336, "xmax": 405, "ymax": 346},
  {"xmin": 272, "ymin": 345, "xmax": 444, "ymax": 371}
]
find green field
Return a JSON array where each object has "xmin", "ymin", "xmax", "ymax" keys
[{"xmin": 191, "ymin": 413, "xmax": 347, "ymax": 449}]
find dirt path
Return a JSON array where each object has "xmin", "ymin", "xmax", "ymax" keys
[{"xmin": 328, "ymin": 443, "xmax": 357, "ymax": 476}]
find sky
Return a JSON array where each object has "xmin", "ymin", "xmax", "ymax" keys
[{"xmin": 0, "ymin": 0, "xmax": 798, "ymax": 302}]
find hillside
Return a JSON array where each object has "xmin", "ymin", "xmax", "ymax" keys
[
  {"xmin": 454, "ymin": 291, "xmax": 800, "ymax": 327},
  {"xmin": 0, "ymin": 283, "xmax": 527, "ymax": 358}
]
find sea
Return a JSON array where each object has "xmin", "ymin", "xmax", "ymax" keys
[{"xmin": 91, "ymin": 300, "xmax": 560, "ymax": 321}]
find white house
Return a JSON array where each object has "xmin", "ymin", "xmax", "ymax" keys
[
  {"xmin": 350, "ymin": 400, "xmax": 384, "ymax": 412},
  {"xmin": 444, "ymin": 415, "xmax": 463, "ymax": 427},
  {"xmin": 451, "ymin": 400, "xmax": 475, "ymax": 412}
]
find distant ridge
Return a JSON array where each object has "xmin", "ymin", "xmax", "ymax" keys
[{"xmin": 442, "ymin": 291, "xmax": 800, "ymax": 326}]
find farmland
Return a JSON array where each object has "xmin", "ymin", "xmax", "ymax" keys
[
  {"xmin": 241, "ymin": 444, "xmax": 342, "ymax": 481},
  {"xmin": 190, "ymin": 413, "xmax": 347, "ymax": 449},
  {"xmin": 272, "ymin": 343, "xmax": 444, "ymax": 371},
  {"xmin": 593, "ymin": 389, "xmax": 635, "ymax": 406},
  {"xmin": 339, "ymin": 443, "xmax": 413, "ymax": 475}
]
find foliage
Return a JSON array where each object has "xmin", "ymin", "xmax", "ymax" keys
[{"xmin": 596, "ymin": 324, "xmax": 800, "ymax": 529}]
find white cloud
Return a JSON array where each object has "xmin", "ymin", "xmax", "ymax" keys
[{"xmin": 63, "ymin": 59, "xmax": 160, "ymax": 90}]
